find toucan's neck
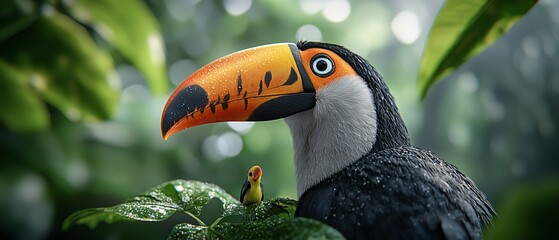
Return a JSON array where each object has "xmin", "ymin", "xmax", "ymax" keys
[
  {"xmin": 366, "ymin": 68, "xmax": 411, "ymax": 153},
  {"xmin": 286, "ymin": 76, "xmax": 378, "ymax": 198},
  {"xmin": 250, "ymin": 178, "xmax": 261, "ymax": 188}
]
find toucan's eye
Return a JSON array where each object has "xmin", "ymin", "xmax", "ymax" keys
[
  {"xmin": 310, "ymin": 54, "xmax": 335, "ymax": 77},
  {"xmin": 249, "ymin": 172, "xmax": 253, "ymax": 177}
]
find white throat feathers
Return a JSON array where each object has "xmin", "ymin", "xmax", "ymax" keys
[{"xmin": 285, "ymin": 76, "xmax": 377, "ymax": 198}]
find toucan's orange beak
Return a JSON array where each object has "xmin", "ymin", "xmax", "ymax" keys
[{"xmin": 161, "ymin": 43, "xmax": 315, "ymax": 139}]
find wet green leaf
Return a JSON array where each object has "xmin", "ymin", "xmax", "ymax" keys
[
  {"xmin": 0, "ymin": 60, "xmax": 49, "ymax": 131},
  {"xmin": 221, "ymin": 197, "xmax": 297, "ymax": 221},
  {"xmin": 418, "ymin": 0, "xmax": 538, "ymax": 98},
  {"xmin": 167, "ymin": 223, "xmax": 215, "ymax": 240},
  {"xmin": 69, "ymin": 0, "xmax": 168, "ymax": 95},
  {"xmin": 0, "ymin": 13, "xmax": 119, "ymax": 122},
  {"xmin": 168, "ymin": 216, "xmax": 345, "ymax": 240},
  {"xmin": 64, "ymin": 180, "xmax": 341, "ymax": 239},
  {"xmin": 63, "ymin": 180, "xmax": 238, "ymax": 230}
]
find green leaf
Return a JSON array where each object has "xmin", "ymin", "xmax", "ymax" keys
[
  {"xmin": 168, "ymin": 217, "xmax": 345, "ymax": 240},
  {"xmin": 64, "ymin": 179, "xmax": 342, "ymax": 239},
  {"xmin": 418, "ymin": 0, "xmax": 538, "ymax": 98},
  {"xmin": 167, "ymin": 223, "xmax": 216, "ymax": 240},
  {"xmin": 221, "ymin": 197, "xmax": 297, "ymax": 221},
  {"xmin": 0, "ymin": 13, "xmax": 119, "ymax": 122},
  {"xmin": 68, "ymin": 0, "xmax": 168, "ymax": 95},
  {"xmin": 0, "ymin": 60, "xmax": 49, "ymax": 131},
  {"xmin": 63, "ymin": 180, "xmax": 238, "ymax": 230},
  {"xmin": 169, "ymin": 197, "xmax": 340, "ymax": 239}
]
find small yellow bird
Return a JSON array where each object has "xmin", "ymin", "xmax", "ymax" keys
[{"xmin": 240, "ymin": 165, "xmax": 264, "ymax": 205}]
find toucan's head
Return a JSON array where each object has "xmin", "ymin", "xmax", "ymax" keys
[
  {"xmin": 247, "ymin": 165, "xmax": 262, "ymax": 183},
  {"xmin": 161, "ymin": 41, "xmax": 409, "ymax": 196}
]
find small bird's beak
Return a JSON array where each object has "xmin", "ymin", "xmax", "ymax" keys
[
  {"xmin": 252, "ymin": 166, "xmax": 262, "ymax": 181},
  {"xmin": 161, "ymin": 43, "xmax": 315, "ymax": 139}
]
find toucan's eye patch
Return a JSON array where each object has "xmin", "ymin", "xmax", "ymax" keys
[{"xmin": 310, "ymin": 54, "xmax": 335, "ymax": 77}]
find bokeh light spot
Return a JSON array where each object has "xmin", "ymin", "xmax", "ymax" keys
[
  {"xmin": 457, "ymin": 72, "xmax": 478, "ymax": 93},
  {"xmin": 227, "ymin": 122, "xmax": 255, "ymax": 134},
  {"xmin": 203, "ymin": 135, "xmax": 223, "ymax": 161},
  {"xmin": 148, "ymin": 33, "xmax": 165, "ymax": 66},
  {"xmin": 65, "ymin": 160, "xmax": 90, "ymax": 189},
  {"xmin": 322, "ymin": 0, "xmax": 351, "ymax": 23},
  {"xmin": 224, "ymin": 0, "xmax": 252, "ymax": 16},
  {"xmin": 216, "ymin": 132, "xmax": 243, "ymax": 157},
  {"xmin": 391, "ymin": 11, "xmax": 420, "ymax": 44},
  {"xmin": 300, "ymin": 0, "xmax": 323, "ymax": 15},
  {"xmin": 296, "ymin": 24, "xmax": 322, "ymax": 41},
  {"xmin": 521, "ymin": 35, "xmax": 540, "ymax": 59}
]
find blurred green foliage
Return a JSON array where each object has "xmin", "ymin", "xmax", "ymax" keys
[
  {"xmin": 0, "ymin": 0, "xmax": 166, "ymax": 132},
  {"xmin": 418, "ymin": 0, "xmax": 538, "ymax": 98},
  {"xmin": 0, "ymin": 0, "xmax": 558, "ymax": 239},
  {"xmin": 484, "ymin": 178, "xmax": 559, "ymax": 240},
  {"xmin": 1, "ymin": 13, "xmax": 118, "ymax": 130}
]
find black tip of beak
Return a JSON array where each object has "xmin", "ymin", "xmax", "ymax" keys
[{"xmin": 161, "ymin": 84, "xmax": 210, "ymax": 137}]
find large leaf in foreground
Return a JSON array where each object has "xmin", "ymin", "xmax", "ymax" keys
[
  {"xmin": 63, "ymin": 179, "xmax": 343, "ymax": 239},
  {"xmin": 168, "ymin": 216, "xmax": 345, "ymax": 240},
  {"xmin": 68, "ymin": 0, "xmax": 168, "ymax": 95},
  {"xmin": 0, "ymin": 13, "xmax": 119, "ymax": 122},
  {"xmin": 63, "ymin": 180, "xmax": 237, "ymax": 230},
  {"xmin": 418, "ymin": 0, "xmax": 538, "ymax": 98}
]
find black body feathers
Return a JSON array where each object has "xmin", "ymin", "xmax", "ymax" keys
[{"xmin": 296, "ymin": 147, "xmax": 494, "ymax": 239}]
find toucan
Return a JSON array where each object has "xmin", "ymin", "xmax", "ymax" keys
[
  {"xmin": 240, "ymin": 165, "xmax": 264, "ymax": 205},
  {"xmin": 161, "ymin": 41, "xmax": 495, "ymax": 239}
]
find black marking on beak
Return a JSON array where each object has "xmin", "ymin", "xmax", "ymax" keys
[
  {"xmin": 162, "ymin": 84, "xmax": 209, "ymax": 135},
  {"xmin": 264, "ymin": 71, "xmax": 272, "ymax": 87},
  {"xmin": 223, "ymin": 92, "xmax": 230, "ymax": 110},
  {"xmin": 237, "ymin": 74, "xmax": 243, "ymax": 95},
  {"xmin": 210, "ymin": 99, "xmax": 217, "ymax": 113},
  {"xmin": 282, "ymin": 68, "xmax": 298, "ymax": 86},
  {"xmin": 243, "ymin": 92, "xmax": 248, "ymax": 110}
]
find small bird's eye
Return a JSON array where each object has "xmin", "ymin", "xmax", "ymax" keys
[
  {"xmin": 310, "ymin": 54, "xmax": 335, "ymax": 77},
  {"xmin": 249, "ymin": 172, "xmax": 253, "ymax": 176}
]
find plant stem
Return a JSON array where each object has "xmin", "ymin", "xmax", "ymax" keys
[{"xmin": 185, "ymin": 211, "xmax": 206, "ymax": 226}]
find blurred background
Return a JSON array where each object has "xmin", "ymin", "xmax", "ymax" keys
[{"xmin": 1, "ymin": 0, "xmax": 558, "ymax": 239}]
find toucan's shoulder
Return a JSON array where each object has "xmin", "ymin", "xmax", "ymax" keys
[
  {"xmin": 360, "ymin": 146, "xmax": 493, "ymax": 213},
  {"xmin": 296, "ymin": 146, "xmax": 494, "ymax": 239},
  {"xmin": 363, "ymin": 146, "xmax": 465, "ymax": 177}
]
